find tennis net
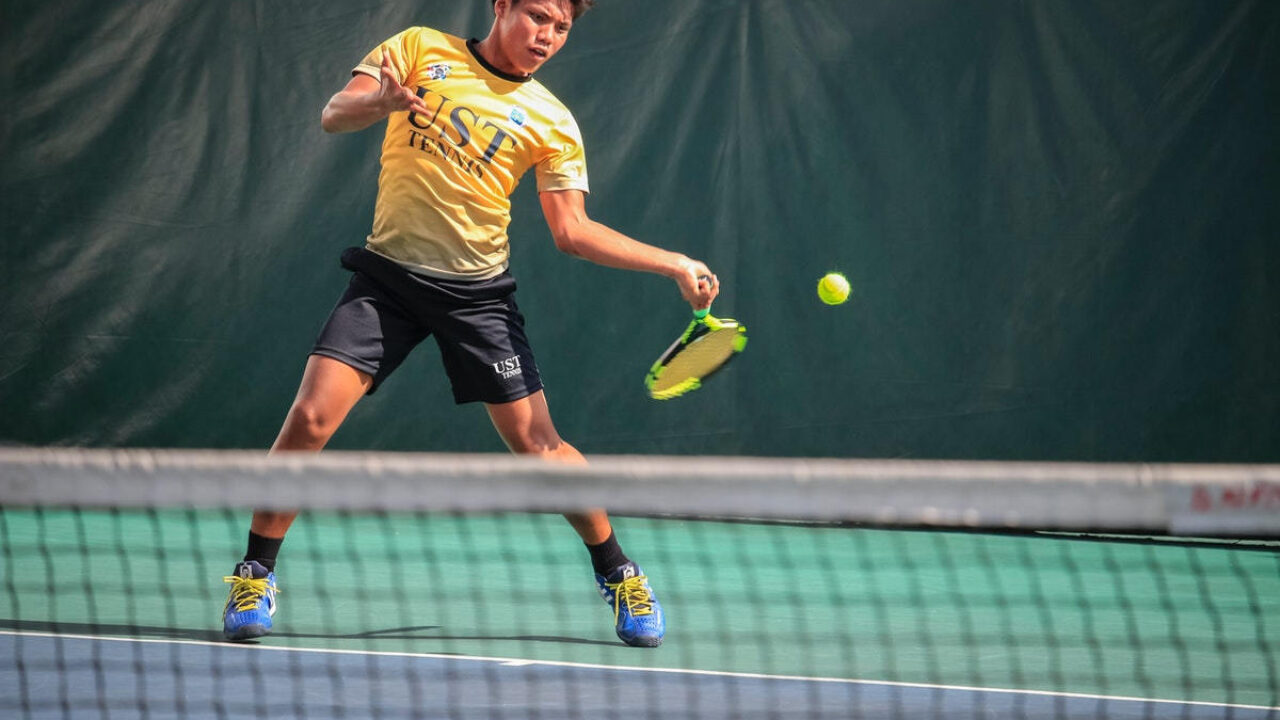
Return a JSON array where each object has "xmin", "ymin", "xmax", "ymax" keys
[{"xmin": 2, "ymin": 448, "xmax": 1278, "ymax": 719}]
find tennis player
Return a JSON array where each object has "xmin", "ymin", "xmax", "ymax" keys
[{"xmin": 221, "ymin": 0, "xmax": 719, "ymax": 648}]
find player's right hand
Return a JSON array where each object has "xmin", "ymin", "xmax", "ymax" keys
[
  {"xmin": 674, "ymin": 256, "xmax": 719, "ymax": 311},
  {"xmin": 376, "ymin": 50, "xmax": 430, "ymax": 117}
]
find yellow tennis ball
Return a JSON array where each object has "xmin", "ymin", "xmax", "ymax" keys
[{"xmin": 817, "ymin": 272, "xmax": 851, "ymax": 305}]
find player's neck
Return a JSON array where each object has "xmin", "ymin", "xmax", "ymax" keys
[{"xmin": 473, "ymin": 35, "xmax": 531, "ymax": 79}]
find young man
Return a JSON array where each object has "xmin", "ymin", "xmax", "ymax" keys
[{"xmin": 220, "ymin": 0, "xmax": 719, "ymax": 648}]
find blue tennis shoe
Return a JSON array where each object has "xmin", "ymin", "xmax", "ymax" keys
[
  {"xmin": 595, "ymin": 562, "xmax": 664, "ymax": 647},
  {"xmin": 222, "ymin": 560, "xmax": 278, "ymax": 641}
]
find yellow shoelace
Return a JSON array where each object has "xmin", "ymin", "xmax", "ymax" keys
[
  {"xmin": 222, "ymin": 574, "xmax": 277, "ymax": 612},
  {"xmin": 606, "ymin": 575, "xmax": 655, "ymax": 622}
]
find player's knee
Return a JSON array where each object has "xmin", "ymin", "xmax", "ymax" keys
[
  {"xmin": 499, "ymin": 420, "xmax": 572, "ymax": 456},
  {"xmin": 286, "ymin": 401, "xmax": 342, "ymax": 444},
  {"xmin": 509, "ymin": 431, "xmax": 588, "ymax": 465},
  {"xmin": 506, "ymin": 430, "xmax": 562, "ymax": 455}
]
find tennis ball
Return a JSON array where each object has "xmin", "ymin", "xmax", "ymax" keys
[{"xmin": 817, "ymin": 272, "xmax": 851, "ymax": 305}]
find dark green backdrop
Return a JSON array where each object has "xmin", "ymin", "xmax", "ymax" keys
[{"xmin": 2, "ymin": 1, "xmax": 1277, "ymax": 460}]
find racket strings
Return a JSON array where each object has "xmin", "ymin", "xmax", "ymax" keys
[{"xmin": 649, "ymin": 325, "xmax": 743, "ymax": 393}]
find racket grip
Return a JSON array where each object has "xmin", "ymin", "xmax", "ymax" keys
[{"xmin": 695, "ymin": 275, "xmax": 713, "ymax": 319}]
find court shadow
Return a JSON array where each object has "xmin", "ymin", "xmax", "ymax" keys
[
  {"xmin": 2, "ymin": 619, "xmax": 618, "ymax": 648},
  {"xmin": 0, "ymin": 618, "xmax": 224, "ymax": 643},
  {"xmin": 274, "ymin": 625, "xmax": 618, "ymax": 647}
]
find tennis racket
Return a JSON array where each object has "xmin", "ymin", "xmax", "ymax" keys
[{"xmin": 644, "ymin": 306, "xmax": 747, "ymax": 400}]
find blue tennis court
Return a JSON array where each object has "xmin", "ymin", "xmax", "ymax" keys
[{"xmin": 5, "ymin": 632, "xmax": 1279, "ymax": 719}]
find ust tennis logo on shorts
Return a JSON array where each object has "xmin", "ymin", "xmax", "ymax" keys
[{"xmin": 492, "ymin": 355, "xmax": 523, "ymax": 380}]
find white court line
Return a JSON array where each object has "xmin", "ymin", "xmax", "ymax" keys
[{"xmin": 2, "ymin": 629, "xmax": 1277, "ymax": 713}]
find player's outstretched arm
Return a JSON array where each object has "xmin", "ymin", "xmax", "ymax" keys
[
  {"xmin": 539, "ymin": 188, "xmax": 719, "ymax": 311},
  {"xmin": 321, "ymin": 50, "xmax": 431, "ymax": 134}
]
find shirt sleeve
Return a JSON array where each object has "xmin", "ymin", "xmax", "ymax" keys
[
  {"xmin": 535, "ymin": 111, "xmax": 590, "ymax": 193},
  {"xmin": 352, "ymin": 27, "xmax": 423, "ymax": 84}
]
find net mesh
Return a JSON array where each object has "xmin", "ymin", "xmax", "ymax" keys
[{"xmin": 2, "ymin": 449, "xmax": 1278, "ymax": 719}]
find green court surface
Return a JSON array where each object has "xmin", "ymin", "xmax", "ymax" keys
[{"xmin": 3, "ymin": 508, "xmax": 1278, "ymax": 709}]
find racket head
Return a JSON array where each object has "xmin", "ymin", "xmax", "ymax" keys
[{"xmin": 644, "ymin": 313, "xmax": 747, "ymax": 400}]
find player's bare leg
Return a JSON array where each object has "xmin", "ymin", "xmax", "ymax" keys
[
  {"xmin": 253, "ymin": 354, "xmax": 373, "ymax": 537},
  {"xmin": 484, "ymin": 390, "xmax": 611, "ymax": 541},
  {"xmin": 225, "ymin": 354, "xmax": 372, "ymax": 641},
  {"xmin": 486, "ymin": 390, "xmax": 665, "ymax": 646}
]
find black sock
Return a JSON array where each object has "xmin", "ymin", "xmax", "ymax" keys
[
  {"xmin": 585, "ymin": 531, "xmax": 630, "ymax": 576},
  {"xmin": 243, "ymin": 531, "xmax": 284, "ymax": 572}
]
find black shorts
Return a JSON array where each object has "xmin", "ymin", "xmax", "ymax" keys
[{"xmin": 311, "ymin": 246, "xmax": 543, "ymax": 404}]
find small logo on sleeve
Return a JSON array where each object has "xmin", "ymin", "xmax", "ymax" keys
[{"xmin": 426, "ymin": 63, "xmax": 451, "ymax": 81}]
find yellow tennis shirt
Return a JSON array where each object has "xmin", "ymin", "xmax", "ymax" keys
[{"xmin": 352, "ymin": 27, "xmax": 589, "ymax": 279}]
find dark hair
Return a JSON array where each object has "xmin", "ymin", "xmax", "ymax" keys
[{"xmin": 493, "ymin": 0, "xmax": 595, "ymax": 21}]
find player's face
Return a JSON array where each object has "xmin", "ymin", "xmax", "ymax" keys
[{"xmin": 492, "ymin": 0, "xmax": 573, "ymax": 76}]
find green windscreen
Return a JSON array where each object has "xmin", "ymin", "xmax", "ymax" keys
[{"xmin": 2, "ymin": 1, "xmax": 1277, "ymax": 460}]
